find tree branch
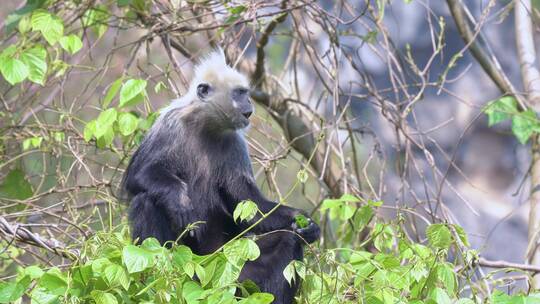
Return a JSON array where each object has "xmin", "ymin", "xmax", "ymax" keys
[
  {"xmin": 0, "ymin": 216, "xmax": 79, "ymax": 260},
  {"xmin": 252, "ymin": 0, "xmax": 289, "ymax": 88},
  {"xmin": 446, "ymin": 0, "xmax": 526, "ymax": 107},
  {"xmin": 478, "ymin": 257, "xmax": 540, "ymax": 273},
  {"xmin": 515, "ymin": 1, "xmax": 540, "ymax": 280},
  {"xmin": 515, "ymin": 0, "xmax": 540, "ymax": 107}
]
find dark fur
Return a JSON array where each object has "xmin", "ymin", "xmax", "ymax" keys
[{"xmin": 122, "ymin": 105, "xmax": 320, "ymax": 304}]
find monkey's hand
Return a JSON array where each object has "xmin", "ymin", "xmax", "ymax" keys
[{"xmin": 291, "ymin": 217, "xmax": 320, "ymax": 244}]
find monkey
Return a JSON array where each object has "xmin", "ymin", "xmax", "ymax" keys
[{"xmin": 121, "ymin": 49, "xmax": 320, "ymax": 304}]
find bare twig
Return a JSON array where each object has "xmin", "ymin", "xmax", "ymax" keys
[
  {"xmin": 0, "ymin": 216, "xmax": 79, "ymax": 260},
  {"xmin": 478, "ymin": 257, "xmax": 540, "ymax": 273}
]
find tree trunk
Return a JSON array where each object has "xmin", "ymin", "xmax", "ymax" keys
[{"xmin": 515, "ymin": 0, "xmax": 540, "ymax": 288}]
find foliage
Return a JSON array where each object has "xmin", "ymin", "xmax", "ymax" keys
[
  {"xmin": 483, "ymin": 96, "xmax": 540, "ymax": 144},
  {"xmin": 2, "ymin": 198, "xmax": 540, "ymax": 303},
  {"xmin": 0, "ymin": 229, "xmax": 273, "ymax": 304}
]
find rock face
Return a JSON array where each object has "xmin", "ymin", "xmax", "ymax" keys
[{"xmin": 346, "ymin": 0, "xmax": 533, "ymax": 263}]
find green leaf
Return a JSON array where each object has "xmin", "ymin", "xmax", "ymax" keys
[
  {"xmin": 52, "ymin": 131, "xmax": 65, "ymax": 142},
  {"xmin": 30, "ymin": 287, "xmax": 58, "ymax": 304},
  {"xmin": 437, "ymin": 264, "xmax": 457, "ymax": 295},
  {"xmin": 23, "ymin": 139, "xmax": 31, "ymax": 151},
  {"xmin": 224, "ymin": 238, "xmax": 260, "ymax": 265},
  {"xmin": 368, "ymin": 199, "xmax": 383, "ymax": 207},
  {"xmin": 95, "ymin": 108, "xmax": 118, "ymax": 138},
  {"xmin": 321, "ymin": 194, "xmax": 359, "ymax": 221},
  {"xmin": 122, "ymin": 245, "xmax": 154, "ymax": 273},
  {"xmin": 340, "ymin": 193, "xmax": 362, "ymax": 203},
  {"xmin": 118, "ymin": 112, "xmax": 139, "ymax": 136},
  {"xmin": 97, "ymin": 127, "xmax": 114, "ymax": 148},
  {"xmin": 140, "ymin": 237, "xmax": 162, "ymax": 252},
  {"xmin": 4, "ymin": 0, "xmax": 46, "ymax": 34},
  {"xmin": 24, "ymin": 265, "xmax": 44, "ymax": 280},
  {"xmin": 0, "ymin": 56, "xmax": 29, "ymax": 85},
  {"xmin": 103, "ymin": 264, "xmax": 130, "ymax": 290},
  {"xmin": 83, "ymin": 120, "xmax": 96, "ymax": 142},
  {"xmin": 228, "ymin": 5, "xmax": 247, "ymax": 14},
  {"xmin": 373, "ymin": 224, "xmax": 394, "ymax": 251},
  {"xmin": 82, "ymin": 6, "xmax": 109, "ymax": 38},
  {"xmin": 18, "ymin": 15, "xmax": 32, "ymax": 34},
  {"xmin": 173, "ymin": 245, "xmax": 193, "ymax": 267},
  {"xmin": 119, "ymin": 79, "xmax": 147, "ymax": 107},
  {"xmin": 91, "ymin": 257, "xmax": 111, "ymax": 274},
  {"xmin": 294, "ymin": 214, "xmax": 309, "ymax": 228},
  {"xmin": 512, "ymin": 110, "xmax": 538, "ymax": 144},
  {"xmin": 31, "ymin": 10, "xmax": 64, "ymax": 45},
  {"xmin": 0, "ymin": 46, "xmax": 17, "ymax": 59},
  {"xmin": 31, "ymin": 137, "xmax": 42, "ymax": 149},
  {"xmin": 283, "ymin": 261, "xmax": 296, "ymax": 286},
  {"xmin": 489, "ymin": 291, "xmax": 540, "ymax": 304},
  {"xmin": 200, "ymin": 260, "xmax": 217, "ymax": 287},
  {"xmin": 484, "ymin": 96, "xmax": 518, "ymax": 126},
  {"xmin": 182, "ymin": 281, "xmax": 203, "ymax": 304},
  {"xmin": 239, "ymin": 293, "xmax": 275, "ymax": 304},
  {"xmin": 0, "ymin": 169, "xmax": 33, "ymax": 200},
  {"xmin": 429, "ymin": 288, "xmax": 451, "ymax": 304},
  {"xmin": 102, "ymin": 78, "xmax": 123, "ymax": 108},
  {"xmin": 91, "ymin": 290, "xmax": 118, "ymax": 304},
  {"xmin": 426, "ymin": 224, "xmax": 452, "ymax": 249},
  {"xmin": 283, "ymin": 260, "xmax": 306, "ymax": 286},
  {"xmin": 217, "ymin": 261, "xmax": 241, "ymax": 287},
  {"xmin": 0, "ymin": 281, "xmax": 26, "ymax": 303},
  {"xmin": 59, "ymin": 34, "xmax": 83, "ymax": 55},
  {"xmin": 20, "ymin": 45, "xmax": 47, "ymax": 85},
  {"xmin": 38, "ymin": 268, "xmax": 67, "ymax": 296},
  {"xmin": 353, "ymin": 205, "xmax": 374, "ymax": 230},
  {"xmin": 452, "ymin": 224, "xmax": 470, "ymax": 247},
  {"xmin": 194, "ymin": 263, "xmax": 206, "ymax": 286},
  {"xmin": 410, "ymin": 262, "xmax": 429, "ymax": 282},
  {"xmin": 233, "ymin": 200, "xmax": 258, "ymax": 223},
  {"xmin": 72, "ymin": 264, "xmax": 93, "ymax": 289},
  {"xmin": 139, "ymin": 112, "xmax": 158, "ymax": 131}
]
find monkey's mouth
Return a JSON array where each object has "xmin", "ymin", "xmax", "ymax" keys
[{"xmin": 233, "ymin": 115, "xmax": 250, "ymax": 129}]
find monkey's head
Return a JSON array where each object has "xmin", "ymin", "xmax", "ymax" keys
[{"xmin": 184, "ymin": 49, "xmax": 252, "ymax": 131}]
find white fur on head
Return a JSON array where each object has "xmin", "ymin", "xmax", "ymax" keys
[{"xmin": 165, "ymin": 48, "xmax": 249, "ymax": 113}]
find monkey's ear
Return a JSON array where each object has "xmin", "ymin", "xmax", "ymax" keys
[{"xmin": 197, "ymin": 83, "xmax": 211, "ymax": 100}]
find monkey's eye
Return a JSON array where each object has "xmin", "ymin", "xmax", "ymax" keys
[
  {"xmin": 232, "ymin": 87, "xmax": 250, "ymax": 103},
  {"xmin": 197, "ymin": 83, "xmax": 211, "ymax": 100},
  {"xmin": 235, "ymin": 88, "xmax": 249, "ymax": 95}
]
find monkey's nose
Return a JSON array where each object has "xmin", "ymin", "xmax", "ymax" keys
[{"xmin": 242, "ymin": 110, "xmax": 252, "ymax": 119}]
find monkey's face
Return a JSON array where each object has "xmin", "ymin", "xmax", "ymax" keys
[{"xmin": 195, "ymin": 71, "xmax": 253, "ymax": 130}]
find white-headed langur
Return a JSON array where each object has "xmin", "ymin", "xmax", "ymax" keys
[{"xmin": 122, "ymin": 49, "xmax": 320, "ymax": 304}]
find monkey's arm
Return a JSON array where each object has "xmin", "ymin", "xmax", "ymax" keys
[
  {"xmin": 126, "ymin": 161, "xmax": 196, "ymax": 231},
  {"xmin": 224, "ymin": 175, "xmax": 318, "ymax": 241}
]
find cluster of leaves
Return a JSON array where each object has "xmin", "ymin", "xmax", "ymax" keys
[
  {"xmin": 3, "ymin": 195, "xmax": 540, "ymax": 303},
  {"xmin": 484, "ymin": 96, "xmax": 540, "ymax": 144},
  {"xmin": 293, "ymin": 195, "xmax": 539, "ymax": 303},
  {"xmin": 0, "ymin": 227, "xmax": 273, "ymax": 304},
  {"xmin": 0, "ymin": 8, "xmax": 84, "ymax": 86},
  {"xmin": 82, "ymin": 77, "xmax": 159, "ymax": 148}
]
